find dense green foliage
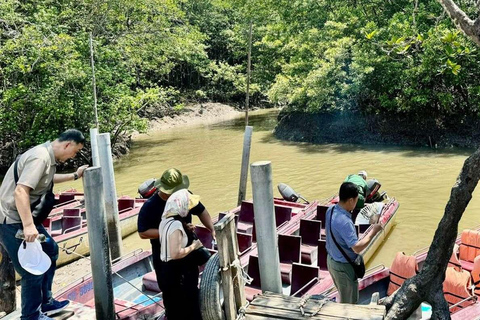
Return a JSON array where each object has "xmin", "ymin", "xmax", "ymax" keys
[{"xmin": 1, "ymin": 0, "xmax": 479, "ymax": 165}]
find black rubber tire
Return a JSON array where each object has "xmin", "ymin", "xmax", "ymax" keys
[{"xmin": 199, "ymin": 253, "xmax": 225, "ymax": 320}]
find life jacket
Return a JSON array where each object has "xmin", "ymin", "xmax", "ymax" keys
[
  {"xmin": 472, "ymin": 255, "xmax": 480, "ymax": 297},
  {"xmin": 387, "ymin": 252, "xmax": 418, "ymax": 295},
  {"xmin": 443, "ymin": 266, "xmax": 475, "ymax": 313},
  {"xmin": 459, "ymin": 229, "xmax": 480, "ymax": 263},
  {"xmin": 448, "ymin": 244, "xmax": 462, "ymax": 271}
]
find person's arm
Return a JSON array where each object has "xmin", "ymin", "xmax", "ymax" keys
[
  {"xmin": 198, "ymin": 209, "xmax": 216, "ymax": 240},
  {"xmin": 54, "ymin": 165, "xmax": 89, "ymax": 183},
  {"xmin": 352, "ymin": 224, "xmax": 382, "ymax": 253},
  {"xmin": 169, "ymin": 229, "xmax": 202, "ymax": 260},
  {"xmin": 14, "ymin": 184, "xmax": 38, "ymax": 242},
  {"xmin": 139, "ymin": 229, "xmax": 159, "ymax": 239}
]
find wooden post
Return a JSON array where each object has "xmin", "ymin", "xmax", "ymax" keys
[
  {"xmin": 83, "ymin": 167, "xmax": 115, "ymax": 320},
  {"xmin": 250, "ymin": 161, "xmax": 282, "ymax": 293},
  {"xmin": 0, "ymin": 246, "xmax": 15, "ymax": 315},
  {"xmin": 237, "ymin": 126, "xmax": 253, "ymax": 206},
  {"xmin": 245, "ymin": 22, "xmax": 253, "ymax": 126},
  {"xmin": 97, "ymin": 133, "xmax": 123, "ymax": 259},
  {"xmin": 89, "ymin": 32, "xmax": 99, "ymax": 129},
  {"xmin": 90, "ymin": 128, "xmax": 100, "ymax": 167},
  {"xmin": 215, "ymin": 212, "xmax": 247, "ymax": 320}
]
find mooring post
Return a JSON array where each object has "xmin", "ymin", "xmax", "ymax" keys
[
  {"xmin": 237, "ymin": 126, "xmax": 253, "ymax": 206},
  {"xmin": 250, "ymin": 161, "xmax": 282, "ymax": 293},
  {"xmin": 0, "ymin": 246, "xmax": 15, "ymax": 315},
  {"xmin": 90, "ymin": 128, "xmax": 100, "ymax": 167},
  {"xmin": 83, "ymin": 167, "xmax": 115, "ymax": 320},
  {"xmin": 97, "ymin": 133, "xmax": 123, "ymax": 259}
]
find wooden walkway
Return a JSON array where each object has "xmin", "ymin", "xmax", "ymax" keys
[{"xmin": 243, "ymin": 292, "xmax": 386, "ymax": 320}]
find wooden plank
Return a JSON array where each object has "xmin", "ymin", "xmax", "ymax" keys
[
  {"xmin": 227, "ymin": 216, "xmax": 247, "ymax": 309},
  {"xmin": 217, "ymin": 224, "xmax": 237, "ymax": 320},
  {"xmin": 215, "ymin": 212, "xmax": 236, "ymax": 231}
]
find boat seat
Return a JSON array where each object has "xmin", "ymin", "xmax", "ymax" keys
[
  {"xmin": 317, "ymin": 239, "xmax": 328, "ymax": 271},
  {"xmin": 239, "ymin": 201, "xmax": 254, "ymax": 224},
  {"xmin": 195, "ymin": 225, "xmax": 214, "ymax": 249},
  {"xmin": 290, "ymin": 263, "xmax": 319, "ymax": 297},
  {"xmin": 118, "ymin": 198, "xmax": 135, "ymax": 213},
  {"xmin": 274, "ymin": 205, "xmax": 292, "ymax": 227},
  {"xmin": 300, "ymin": 219, "xmax": 321, "ymax": 265},
  {"xmin": 62, "ymin": 216, "xmax": 82, "ymax": 234},
  {"xmin": 278, "ymin": 234, "xmax": 301, "ymax": 285},
  {"xmin": 246, "ymin": 255, "xmax": 262, "ymax": 301},
  {"xmin": 448, "ymin": 244, "xmax": 462, "ymax": 271},
  {"xmin": 472, "ymin": 256, "xmax": 480, "ymax": 296},
  {"xmin": 218, "ymin": 212, "xmax": 239, "ymax": 226},
  {"xmin": 316, "ymin": 205, "xmax": 328, "ymax": 224},
  {"xmin": 443, "ymin": 266, "xmax": 475, "ymax": 313},
  {"xmin": 237, "ymin": 232, "xmax": 253, "ymax": 255},
  {"xmin": 459, "ymin": 229, "xmax": 480, "ymax": 263},
  {"xmin": 142, "ymin": 271, "xmax": 160, "ymax": 293},
  {"xmin": 237, "ymin": 221, "xmax": 253, "ymax": 235},
  {"xmin": 63, "ymin": 208, "xmax": 81, "ymax": 217},
  {"xmin": 387, "ymin": 252, "xmax": 418, "ymax": 295},
  {"xmin": 58, "ymin": 193, "xmax": 75, "ymax": 205}
]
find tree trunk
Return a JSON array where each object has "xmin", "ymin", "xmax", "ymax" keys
[
  {"xmin": 381, "ymin": 147, "xmax": 480, "ymax": 319},
  {"xmin": 0, "ymin": 245, "xmax": 16, "ymax": 314},
  {"xmin": 436, "ymin": 0, "xmax": 480, "ymax": 46}
]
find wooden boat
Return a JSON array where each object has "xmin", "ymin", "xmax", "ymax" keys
[
  {"xmin": 319, "ymin": 227, "xmax": 480, "ymax": 320},
  {"xmin": 47, "ymin": 191, "xmax": 146, "ymax": 267},
  {"xmin": 54, "ymin": 249, "xmax": 164, "ymax": 320}
]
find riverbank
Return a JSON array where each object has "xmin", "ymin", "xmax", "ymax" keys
[{"xmin": 274, "ymin": 110, "xmax": 480, "ymax": 149}]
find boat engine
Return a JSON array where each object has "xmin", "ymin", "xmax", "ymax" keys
[
  {"xmin": 366, "ymin": 179, "xmax": 387, "ymax": 202},
  {"xmin": 138, "ymin": 178, "xmax": 157, "ymax": 199},
  {"xmin": 278, "ymin": 183, "xmax": 309, "ymax": 203}
]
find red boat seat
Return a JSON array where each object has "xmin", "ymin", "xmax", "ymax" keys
[
  {"xmin": 443, "ymin": 266, "xmax": 475, "ymax": 313},
  {"xmin": 237, "ymin": 232, "xmax": 253, "ymax": 255},
  {"xmin": 448, "ymin": 244, "xmax": 462, "ymax": 271},
  {"xmin": 274, "ymin": 205, "xmax": 292, "ymax": 227},
  {"xmin": 246, "ymin": 255, "xmax": 262, "ymax": 301},
  {"xmin": 316, "ymin": 205, "xmax": 329, "ymax": 224},
  {"xmin": 58, "ymin": 193, "xmax": 75, "ymax": 205},
  {"xmin": 387, "ymin": 252, "xmax": 418, "ymax": 295},
  {"xmin": 290, "ymin": 263, "xmax": 319, "ymax": 297},
  {"xmin": 239, "ymin": 201, "xmax": 254, "ymax": 224},
  {"xmin": 317, "ymin": 239, "xmax": 328, "ymax": 271},
  {"xmin": 300, "ymin": 219, "xmax": 321, "ymax": 265},
  {"xmin": 142, "ymin": 271, "xmax": 160, "ymax": 293},
  {"xmin": 472, "ymin": 256, "xmax": 480, "ymax": 297},
  {"xmin": 62, "ymin": 216, "xmax": 82, "ymax": 234},
  {"xmin": 117, "ymin": 198, "xmax": 135, "ymax": 213},
  {"xmin": 278, "ymin": 234, "xmax": 301, "ymax": 285},
  {"xmin": 459, "ymin": 229, "xmax": 480, "ymax": 263},
  {"xmin": 63, "ymin": 208, "xmax": 80, "ymax": 217},
  {"xmin": 237, "ymin": 221, "xmax": 253, "ymax": 235},
  {"xmin": 195, "ymin": 225, "xmax": 214, "ymax": 249}
]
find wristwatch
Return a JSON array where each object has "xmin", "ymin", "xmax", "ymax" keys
[{"xmin": 73, "ymin": 173, "xmax": 79, "ymax": 180}]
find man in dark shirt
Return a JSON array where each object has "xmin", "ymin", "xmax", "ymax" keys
[{"xmin": 137, "ymin": 168, "xmax": 215, "ymax": 289}]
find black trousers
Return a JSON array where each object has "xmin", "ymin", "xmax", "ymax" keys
[{"xmin": 158, "ymin": 259, "xmax": 202, "ymax": 320}]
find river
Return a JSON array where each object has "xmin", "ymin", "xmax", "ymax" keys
[{"xmin": 61, "ymin": 109, "xmax": 480, "ymax": 268}]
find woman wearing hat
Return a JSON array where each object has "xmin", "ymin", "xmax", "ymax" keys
[{"xmin": 158, "ymin": 189, "xmax": 204, "ymax": 320}]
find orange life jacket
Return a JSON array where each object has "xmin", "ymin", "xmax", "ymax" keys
[
  {"xmin": 459, "ymin": 229, "xmax": 480, "ymax": 262},
  {"xmin": 443, "ymin": 266, "xmax": 475, "ymax": 313},
  {"xmin": 387, "ymin": 252, "xmax": 418, "ymax": 295}
]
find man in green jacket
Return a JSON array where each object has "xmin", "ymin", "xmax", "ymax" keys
[{"xmin": 344, "ymin": 171, "xmax": 368, "ymax": 209}]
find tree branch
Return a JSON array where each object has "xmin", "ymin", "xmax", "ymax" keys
[{"xmin": 437, "ymin": 0, "xmax": 480, "ymax": 46}]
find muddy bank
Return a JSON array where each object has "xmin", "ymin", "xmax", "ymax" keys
[{"xmin": 274, "ymin": 110, "xmax": 480, "ymax": 149}]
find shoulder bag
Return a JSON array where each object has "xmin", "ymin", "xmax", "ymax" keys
[{"xmin": 329, "ymin": 207, "xmax": 365, "ymax": 279}]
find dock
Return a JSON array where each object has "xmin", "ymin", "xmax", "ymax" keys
[{"xmin": 243, "ymin": 292, "xmax": 386, "ymax": 320}]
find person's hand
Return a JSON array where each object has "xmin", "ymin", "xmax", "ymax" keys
[
  {"xmin": 23, "ymin": 224, "xmax": 38, "ymax": 242},
  {"xmin": 192, "ymin": 239, "xmax": 203, "ymax": 250},
  {"xmin": 76, "ymin": 165, "xmax": 89, "ymax": 179},
  {"xmin": 211, "ymin": 229, "xmax": 216, "ymax": 241},
  {"xmin": 371, "ymin": 223, "xmax": 383, "ymax": 235},
  {"xmin": 186, "ymin": 223, "xmax": 196, "ymax": 232}
]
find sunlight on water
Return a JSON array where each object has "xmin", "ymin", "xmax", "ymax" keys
[{"xmin": 60, "ymin": 109, "xmax": 480, "ymax": 268}]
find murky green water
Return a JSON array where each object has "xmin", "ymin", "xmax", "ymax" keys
[{"xmin": 61, "ymin": 109, "xmax": 480, "ymax": 268}]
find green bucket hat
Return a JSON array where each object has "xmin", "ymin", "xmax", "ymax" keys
[{"xmin": 154, "ymin": 168, "xmax": 190, "ymax": 195}]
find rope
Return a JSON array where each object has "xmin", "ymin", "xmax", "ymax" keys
[
  {"xmin": 222, "ymin": 258, "xmax": 253, "ymax": 285},
  {"xmin": 235, "ymin": 301, "xmax": 250, "ymax": 320}
]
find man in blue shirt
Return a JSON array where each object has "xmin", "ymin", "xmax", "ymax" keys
[{"xmin": 326, "ymin": 182, "xmax": 382, "ymax": 303}]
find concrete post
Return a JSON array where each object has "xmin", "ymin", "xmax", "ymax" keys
[
  {"xmin": 97, "ymin": 133, "xmax": 123, "ymax": 259},
  {"xmin": 90, "ymin": 128, "xmax": 100, "ymax": 167},
  {"xmin": 0, "ymin": 246, "xmax": 15, "ymax": 315},
  {"xmin": 237, "ymin": 126, "xmax": 253, "ymax": 206},
  {"xmin": 250, "ymin": 161, "xmax": 282, "ymax": 293},
  {"xmin": 83, "ymin": 167, "xmax": 115, "ymax": 320}
]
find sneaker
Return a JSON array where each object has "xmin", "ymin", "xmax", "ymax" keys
[
  {"xmin": 39, "ymin": 314, "xmax": 54, "ymax": 320},
  {"xmin": 41, "ymin": 299, "xmax": 70, "ymax": 316}
]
